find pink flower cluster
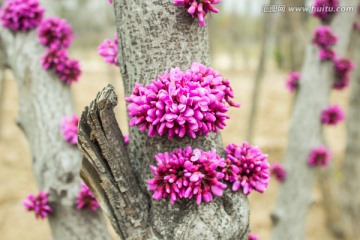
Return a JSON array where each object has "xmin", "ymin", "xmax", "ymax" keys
[
  {"xmin": 270, "ymin": 163, "xmax": 286, "ymax": 183},
  {"xmin": 312, "ymin": 0, "xmax": 339, "ymax": 23},
  {"xmin": 38, "ymin": 18, "xmax": 81, "ymax": 85},
  {"xmin": 98, "ymin": 34, "xmax": 119, "ymax": 66},
  {"xmin": 321, "ymin": 104, "xmax": 345, "ymax": 126},
  {"xmin": 173, "ymin": 0, "xmax": 221, "ymax": 27},
  {"xmin": 248, "ymin": 233, "xmax": 259, "ymax": 240},
  {"xmin": 61, "ymin": 114, "xmax": 79, "ymax": 145},
  {"xmin": 285, "ymin": 72, "xmax": 301, "ymax": 93},
  {"xmin": 333, "ymin": 58, "xmax": 355, "ymax": 90},
  {"xmin": 308, "ymin": 146, "xmax": 332, "ymax": 167},
  {"xmin": 147, "ymin": 147, "xmax": 227, "ymax": 204},
  {"xmin": 37, "ymin": 17, "xmax": 73, "ymax": 49},
  {"xmin": 23, "ymin": 191, "xmax": 52, "ymax": 219},
  {"xmin": 224, "ymin": 142, "xmax": 270, "ymax": 195},
  {"xmin": 76, "ymin": 183, "xmax": 100, "ymax": 211},
  {"xmin": 126, "ymin": 62, "xmax": 239, "ymax": 139},
  {"xmin": 312, "ymin": 26, "xmax": 338, "ymax": 61},
  {"xmin": 0, "ymin": 0, "xmax": 44, "ymax": 31}
]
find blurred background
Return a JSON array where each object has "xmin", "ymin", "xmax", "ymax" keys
[{"xmin": 0, "ymin": 0, "xmax": 350, "ymax": 239}]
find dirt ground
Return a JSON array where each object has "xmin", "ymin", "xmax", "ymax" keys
[{"xmin": 0, "ymin": 51, "xmax": 349, "ymax": 239}]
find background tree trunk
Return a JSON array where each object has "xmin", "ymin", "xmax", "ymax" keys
[
  {"xmin": 0, "ymin": 27, "xmax": 110, "ymax": 240},
  {"xmin": 79, "ymin": 0, "xmax": 250, "ymax": 239},
  {"xmin": 341, "ymin": 25, "xmax": 360, "ymax": 239},
  {"xmin": 270, "ymin": 2, "xmax": 358, "ymax": 239},
  {"xmin": 246, "ymin": 0, "xmax": 276, "ymax": 143}
]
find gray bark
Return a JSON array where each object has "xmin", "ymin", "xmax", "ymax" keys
[
  {"xmin": 0, "ymin": 28, "xmax": 110, "ymax": 240},
  {"xmin": 78, "ymin": 0, "xmax": 250, "ymax": 239},
  {"xmin": 270, "ymin": 3, "xmax": 358, "ymax": 239},
  {"xmin": 341, "ymin": 26, "xmax": 360, "ymax": 239}
]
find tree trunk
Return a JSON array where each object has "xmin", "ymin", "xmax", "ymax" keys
[
  {"xmin": 341, "ymin": 26, "xmax": 360, "ymax": 239},
  {"xmin": 270, "ymin": 3, "xmax": 357, "ymax": 239},
  {"xmin": 246, "ymin": 0, "xmax": 276, "ymax": 142},
  {"xmin": 78, "ymin": 0, "xmax": 250, "ymax": 239},
  {"xmin": 0, "ymin": 28, "xmax": 110, "ymax": 240}
]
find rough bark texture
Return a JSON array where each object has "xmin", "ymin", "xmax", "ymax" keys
[
  {"xmin": 341, "ymin": 26, "xmax": 360, "ymax": 239},
  {"xmin": 246, "ymin": 0, "xmax": 276, "ymax": 142},
  {"xmin": 270, "ymin": 3, "xmax": 357, "ymax": 239},
  {"xmin": 79, "ymin": 0, "xmax": 250, "ymax": 239},
  {"xmin": 0, "ymin": 28, "xmax": 110, "ymax": 239}
]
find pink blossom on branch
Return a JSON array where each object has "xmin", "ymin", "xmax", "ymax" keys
[
  {"xmin": 320, "ymin": 104, "xmax": 345, "ymax": 126},
  {"xmin": 98, "ymin": 35, "xmax": 119, "ymax": 66},
  {"xmin": 55, "ymin": 58, "xmax": 82, "ymax": 84},
  {"xmin": 270, "ymin": 163, "xmax": 286, "ymax": 183},
  {"xmin": 0, "ymin": 0, "xmax": 44, "ymax": 31},
  {"xmin": 313, "ymin": 26, "xmax": 338, "ymax": 49},
  {"xmin": 23, "ymin": 191, "xmax": 52, "ymax": 219},
  {"xmin": 41, "ymin": 48, "xmax": 68, "ymax": 70},
  {"xmin": 61, "ymin": 114, "xmax": 79, "ymax": 145},
  {"xmin": 312, "ymin": 0, "xmax": 339, "ymax": 23},
  {"xmin": 173, "ymin": 0, "xmax": 221, "ymax": 27},
  {"xmin": 319, "ymin": 48, "xmax": 336, "ymax": 61},
  {"xmin": 147, "ymin": 147, "xmax": 227, "ymax": 204},
  {"xmin": 126, "ymin": 62, "xmax": 239, "ymax": 139},
  {"xmin": 225, "ymin": 142, "xmax": 270, "ymax": 195},
  {"xmin": 308, "ymin": 146, "xmax": 332, "ymax": 167},
  {"xmin": 285, "ymin": 72, "xmax": 301, "ymax": 92},
  {"xmin": 41, "ymin": 48, "xmax": 81, "ymax": 84},
  {"xmin": 37, "ymin": 17, "xmax": 74, "ymax": 49},
  {"xmin": 76, "ymin": 183, "xmax": 100, "ymax": 211},
  {"xmin": 333, "ymin": 58, "xmax": 355, "ymax": 90}
]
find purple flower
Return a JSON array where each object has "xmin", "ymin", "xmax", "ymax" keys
[
  {"xmin": 0, "ymin": 0, "xmax": 44, "ymax": 31},
  {"xmin": 37, "ymin": 17, "xmax": 73, "ymax": 49},
  {"xmin": 333, "ymin": 58, "xmax": 355, "ymax": 90},
  {"xmin": 173, "ymin": 0, "xmax": 221, "ymax": 27},
  {"xmin": 285, "ymin": 72, "xmax": 301, "ymax": 93},
  {"xmin": 321, "ymin": 104, "xmax": 345, "ymax": 126},
  {"xmin": 108, "ymin": 0, "xmax": 112, "ymax": 3},
  {"xmin": 334, "ymin": 58, "xmax": 355, "ymax": 77},
  {"xmin": 61, "ymin": 114, "xmax": 79, "ymax": 145},
  {"xmin": 41, "ymin": 48, "xmax": 68, "ymax": 70},
  {"xmin": 123, "ymin": 134, "xmax": 129, "ymax": 145},
  {"xmin": 225, "ymin": 142, "xmax": 270, "ymax": 195},
  {"xmin": 98, "ymin": 34, "xmax": 118, "ymax": 66},
  {"xmin": 23, "ymin": 191, "xmax": 52, "ymax": 219},
  {"xmin": 319, "ymin": 48, "xmax": 336, "ymax": 61},
  {"xmin": 270, "ymin": 163, "xmax": 286, "ymax": 183},
  {"xmin": 55, "ymin": 58, "xmax": 82, "ymax": 84},
  {"xmin": 76, "ymin": 183, "xmax": 100, "ymax": 211},
  {"xmin": 248, "ymin": 233, "xmax": 259, "ymax": 240},
  {"xmin": 312, "ymin": 0, "xmax": 339, "ymax": 23},
  {"xmin": 308, "ymin": 146, "xmax": 332, "ymax": 167},
  {"xmin": 313, "ymin": 26, "xmax": 338, "ymax": 49},
  {"xmin": 126, "ymin": 62, "xmax": 239, "ymax": 139},
  {"xmin": 147, "ymin": 147, "xmax": 227, "ymax": 204}
]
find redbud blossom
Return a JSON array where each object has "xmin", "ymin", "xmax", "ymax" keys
[
  {"xmin": 0, "ymin": 0, "xmax": 44, "ymax": 31},
  {"xmin": 23, "ymin": 191, "xmax": 52, "ymax": 219}
]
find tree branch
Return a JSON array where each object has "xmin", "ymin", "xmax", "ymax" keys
[{"xmin": 78, "ymin": 84, "xmax": 153, "ymax": 239}]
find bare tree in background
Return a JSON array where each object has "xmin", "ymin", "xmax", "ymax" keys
[
  {"xmin": 319, "ymin": 14, "xmax": 360, "ymax": 239},
  {"xmin": 0, "ymin": 1, "xmax": 110, "ymax": 239},
  {"xmin": 271, "ymin": 1, "xmax": 358, "ymax": 239},
  {"xmin": 275, "ymin": 0, "xmax": 308, "ymax": 71},
  {"xmin": 246, "ymin": 0, "xmax": 276, "ymax": 143},
  {"xmin": 78, "ymin": 0, "xmax": 250, "ymax": 239}
]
